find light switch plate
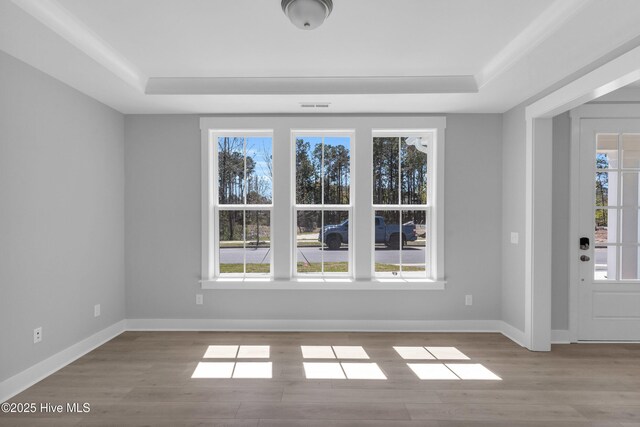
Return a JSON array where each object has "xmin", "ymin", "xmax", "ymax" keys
[{"xmin": 510, "ymin": 232, "xmax": 519, "ymax": 244}]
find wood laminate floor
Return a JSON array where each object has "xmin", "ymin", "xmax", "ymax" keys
[{"xmin": 2, "ymin": 332, "xmax": 640, "ymax": 426}]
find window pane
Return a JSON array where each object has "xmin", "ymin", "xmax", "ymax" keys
[
  {"xmin": 218, "ymin": 137, "xmax": 245, "ymax": 204},
  {"xmin": 595, "ymin": 209, "xmax": 616, "ymax": 244},
  {"xmin": 596, "ymin": 133, "xmax": 618, "ymax": 169},
  {"xmin": 401, "ymin": 137, "xmax": 428, "ymax": 205},
  {"xmin": 621, "ymin": 173, "xmax": 640, "ymax": 206},
  {"xmin": 621, "ymin": 246, "xmax": 640, "ymax": 280},
  {"xmin": 245, "ymin": 210, "xmax": 271, "ymax": 274},
  {"xmin": 402, "ymin": 210, "xmax": 427, "ymax": 273},
  {"xmin": 322, "ymin": 211, "xmax": 349, "ymax": 273},
  {"xmin": 219, "ymin": 210, "xmax": 244, "ymax": 274},
  {"xmin": 374, "ymin": 210, "xmax": 400, "ymax": 273},
  {"xmin": 323, "ymin": 137, "xmax": 350, "ymax": 205},
  {"xmin": 622, "ymin": 134, "xmax": 640, "ymax": 169},
  {"xmin": 373, "ymin": 137, "xmax": 399, "ymax": 205},
  {"xmin": 594, "ymin": 245, "xmax": 617, "ymax": 280},
  {"xmin": 595, "ymin": 172, "xmax": 615, "ymax": 207},
  {"xmin": 297, "ymin": 210, "xmax": 323, "ymax": 273},
  {"xmin": 621, "ymin": 209, "xmax": 640, "ymax": 244},
  {"xmin": 296, "ymin": 137, "xmax": 322, "ymax": 204},
  {"xmin": 246, "ymin": 137, "xmax": 272, "ymax": 204}
]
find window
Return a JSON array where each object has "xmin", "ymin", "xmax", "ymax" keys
[
  {"xmin": 201, "ymin": 118, "xmax": 445, "ymax": 288},
  {"xmin": 372, "ymin": 132, "xmax": 434, "ymax": 278},
  {"xmin": 293, "ymin": 132, "xmax": 353, "ymax": 276},
  {"xmin": 595, "ymin": 133, "xmax": 640, "ymax": 280},
  {"xmin": 212, "ymin": 131, "xmax": 273, "ymax": 278}
]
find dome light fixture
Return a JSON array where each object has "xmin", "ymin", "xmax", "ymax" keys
[{"xmin": 281, "ymin": 0, "xmax": 333, "ymax": 30}]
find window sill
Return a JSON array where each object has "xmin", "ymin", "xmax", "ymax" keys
[{"xmin": 200, "ymin": 278, "xmax": 446, "ymax": 290}]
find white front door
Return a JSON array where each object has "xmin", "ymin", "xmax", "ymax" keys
[{"xmin": 578, "ymin": 119, "xmax": 640, "ymax": 340}]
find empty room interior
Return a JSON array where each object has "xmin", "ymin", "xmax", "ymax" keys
[{"xmin": 3, "ymin": 0, "xmax": 640, "ymax": 425}]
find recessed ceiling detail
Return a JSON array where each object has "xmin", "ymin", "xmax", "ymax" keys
[
  {"xmin": 145, "ymin": 76, "xmax": 478, "ymax": 95},
  {"xmin": 3, "ymin": 0, "xmax": 640, "ymax": 113}
]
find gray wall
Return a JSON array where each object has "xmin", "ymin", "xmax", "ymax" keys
[
  {"xmin": 501, "ymin": 106, "xmax": 526, "ymax": 332},
  {"xmin": 552, "ymin": 112, "xmax": 571, "ymax": 331},
  {"xmin": 0, "ymin": 51, "xmax": 125, "ymax": 382},
  {"xmin": 125, "ymin": 114, "xmax": 503, "ymax": 322}
]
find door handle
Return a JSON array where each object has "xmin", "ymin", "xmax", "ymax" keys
[{"xmin": 580, "ymin": 255, "xmax": 590, "ymax": 262}]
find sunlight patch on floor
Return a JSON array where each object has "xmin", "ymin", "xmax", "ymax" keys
[
  {"xmin": 303, "ymin": 362, "xmax": 345, "ymax": 379},
  {"xmin": 341, "ymin": 362, "xmax": 386, "ymax": 380},
  {"xmin": 407, "ymin": 363, "xmax": 459, "ymax": 380},
  {"xmin": 446, "ymin": 363, "xmax": 501, "ymax": 380},
  {"xmin": 301, "ymin": 346, "xmax": 336, "ymax": 359},
  {"xmin": 332, "ymin": 346, "xmax": 369, "ymax": 359},
  {"xmin": 203, "ymin": 345, "xmax": 238, "ymax": 359},
  {"xmin": 425, "ymin": 347, "xmax": 470, "ymax": 360},
  {"xmin": 232, "ymin": 362, "xmax": 273, "ymax": 378},
  {"xmin": 393, "ymin": 346, "xmax": 435, "ymax": 360},
  {"xmin": 237, "ymin": 345, "xmax": 270, "ymax": 358},
  {"xmin": 191, "ymin": 362, "xmax": 234, "ymax": 378}
]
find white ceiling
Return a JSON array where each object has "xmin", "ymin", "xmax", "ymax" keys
[{"xmin": 2, "ymin": 0, "xmax": 640, "ymax": 114}]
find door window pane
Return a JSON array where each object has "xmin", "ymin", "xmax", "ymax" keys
[
  {"xmin": 621, "ymin": 209, "xmax": 640, "ymax": 244},
  {"xmin": 595, "ymin": 209, "xmax": 615, "ymax": 244},
  {"xmin": 622, "ymin": 134, "xmax": 640, "ymax": 169},
  {"xmin": 594, "ymin": 245, "xmax": 617, "ymax": 281},
  {"xmin": 245, "ymin": 210, "xmax": 271, "ymax": 274},
  {"xmin": 373, "ymin": 137, "xmax": 400, "ymax": 204},
  {"xmin": 218, "ymin": 137, "xmax": 245, "ymax": 204},
  {"xmin": 595, "ymin": 172, "xmax": 616, "ymax": 207},
  {"xmin": 621, "ymin": 173, "xmax": 640, "ymax": 206},
  {"xmin": 296, "ymin": 210, "xmax": 323, "ymax": 273},
  {"xmin": 219, "ymin": 210, "xmax": 244, "ymax": 274},
  {"xmin": 401, "ymin": 137, "xmax": 428, "ymax": 205},
  {"xmin": 295, "ymin": 137, "xmax": 322, "ymax": 205},
  {"xmin": 246, "ymin": 137, "xmax": 273, "ymax": 204},
  {"xmin": 621, "ymin": 245, "xmax": 640, "ymax": 280},
  {"xmin": 374, "ymin": 210, "xmax": 400, "ymax": 273},
  {"xmin": 596, "ymin": 133, "xmax": 618, "ymax": 169},
  {"xmin": 323, "ymin": 137, "xmax": 351, "ymax": 205}
]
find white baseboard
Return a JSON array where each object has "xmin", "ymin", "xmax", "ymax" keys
[
  {"xmin": 498, "ymin": 321, "xmax": 527, "ymax": 347},
  {"xmin": 126, "ymin": 318, "xmax": 503, "ymax": 333},
  {"xmin": 0, "ymin": 320, "xmax": 126, "ymax": 404},
  {"xmin": 551, "ymin": 329, "xmax": 571, "ymax": 344}
]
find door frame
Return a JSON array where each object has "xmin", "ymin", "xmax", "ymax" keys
[
  {"xmin": 569, "ymin": 105, "xmax": 640, "ymax": 342},
  {"xmin": 524, "ymin": 45, "xmax": 640, "ymax": 350}
]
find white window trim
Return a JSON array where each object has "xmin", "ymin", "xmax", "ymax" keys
[
  {"xmin": 291, "ymin": 130, "xmax": 355, "ymax": 278},
  {"xmin": 203, "ymin": 129, "xmax": 274, "ymax": 279},
  {"xmin": 200, "ymin": 116, "xmax": 446, "ymax": 290},
  {"xmin": 371, "ymin": 129, "xmax": 445, "ymax": 280}
]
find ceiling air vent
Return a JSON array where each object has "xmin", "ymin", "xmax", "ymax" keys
[{"xmin": 300, "ymin": 102, "xmax": 331, "ymax": 109}]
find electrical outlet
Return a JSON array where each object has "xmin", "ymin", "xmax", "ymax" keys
[
  {"xmin": 465, "ymin": 295, "xmax": 473, "ymax": 306},
  {"xmin": 196, "ymin": 294, "xmax": 203, "ymax": 305},
  {"xmin": 94, "ymin": 304, "xmax": 101, "ymax": 317},
  {"xmin": 33, "ymin": 327, "xmax": 42, "ymax": 344},
  {"xmin": 510, "ymin": 232, "xmax": 519, "ymax": 244}
]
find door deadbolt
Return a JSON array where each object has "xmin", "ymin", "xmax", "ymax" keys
[{"xmin": 580, "ymin": 255, "xmax": 590, "ymax": 262}]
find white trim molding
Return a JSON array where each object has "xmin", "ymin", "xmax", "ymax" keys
[
  {"xmin": 126, "ymin": 318, "xmax": 502, "ymax": 333},
  {"xmin": 0, "ymin": 320, "xmax": 126, "ymax": 404},
  {"xmin": 10, "ymin": 0, "xmax": 146, "ymax": 91},
  {"xmin": 551, "ymin": 329, "xmax": 572, "ymax": 344},
  {"xmin": 523, "ymin": 43, "xmax": 640, "ymax": 351}
]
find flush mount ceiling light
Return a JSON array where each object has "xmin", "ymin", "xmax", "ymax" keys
[{"xmin": 281, "ymin": 0, "xmax": 333, "ymax": 30}]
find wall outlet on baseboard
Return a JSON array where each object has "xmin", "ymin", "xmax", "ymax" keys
[
  {"xmin": 465, "ymin": 295, "xmax": 473, "ymax": 306},
  {"xmin": 94, "ymin": 304, "xmax": 101, "ymax": 317},
  {"xmin": 33, "ymin": 327, "xmax": 42, "ymax": 344},
  {"xmin": 196, "ymin": 294, "xmax": 203, "ymax": 305},
  {"xmin": 510, "ymin": 232, "xmax": 519, "ymax": 244}
]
